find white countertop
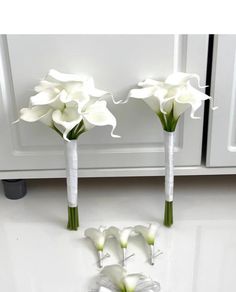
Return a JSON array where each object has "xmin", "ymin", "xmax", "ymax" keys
[{"xmin": 1, "ymin": 176, "xmax": 236, "ymax": 292}]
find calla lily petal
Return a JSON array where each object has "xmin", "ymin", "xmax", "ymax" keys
[
  {"xmin": 30, "ymin": 90, "xmax": 57, "ymax": 106},
  {"xmin": 135, "ymin": 223, "xmax": 159, "ymax": 245},
  {"xmin": 96, "ymin": 276, "xmax": 119, "ymax": 291},
  {"xmin": 144, "ymin": 96, "xmax": 161, "ymax": 113},
  {"xmin": 88, "ymin": 87, "xmax": 109, "ymax": 98},
  {"xmin": 129, "ymin": 87, "xmax": 155, "ymax": 99},
  {"xmin": 30, "ymin": 89, "xmax": 64, "ymax": 110},
  {"xmin": 61, "ymin": 90, "xmax": 90, "ymax": 113},
  {"xmin": 101, "ymin": 265, "xmax": 126, "ymax": 291},
  {"xmin": 98, "ymin": 265, "xmax": 160, "ymax": 292},
  {"xmin": 129, "ymin": 82, "xmax": 175, "ymax": 115},
  {"xmin": 165, "ymin": 72, "xmax": 207, "ymax": 89},
  {"xmin": 34, "ymin": 80, "xmax": 61, "ymax": 92},
  {"xmin": 83, "ymin": 101, "xmax": 119, "ymax": 138},
  {"xmin": 52, "ymin": 107, "xmax": 82, "ymax": 141},
  {"xmin": 106, "ymin": 226, "xmax": 133, "ymax": 248},
  {"xmin": 48, "ymin": 69, "xmax": 89, "ymax": 83},
  {"xmin": 124, "ymin": 274, "xmax": 142, "ymax": 292},
  {"xmin": 19, "ymin": 106, "xmax": 53, "ymax": 126},
  {"xmin": 173, "ymin": 84, "xmax": 209, "ymax": 119},
  {"xmin": 85, "ymin": 227, "xmax": 106, "ymax": 251},
  {"xmin": 138, "ymin": 79, "xmax": 163, "ymax": 88},
  {"xmin": 119, "ymin": 228, "xmax": 133, "ymax": 248}
]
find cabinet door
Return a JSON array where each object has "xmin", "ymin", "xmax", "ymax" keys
[
  {"xmin": 0, "ymin": 35, "xmax": 208, "ymax": 176},
  {"xmin": 207, "ymin": 35, "xmax": 236, "ymax": 167}
]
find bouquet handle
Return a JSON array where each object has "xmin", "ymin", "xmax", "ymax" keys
[
  {"xmin": 65, "ymin": 139, "xmax": 79, "ymax": 230},
  {"xmin": 164, "ymin": 131, "xmax": 174, "ymax": 227}
]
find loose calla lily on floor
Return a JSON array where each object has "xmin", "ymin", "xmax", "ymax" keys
[
  {"xmin": 93, "ymin": 265, "xmax": 160, "ymax": 292},
  {"xmin": 135, "ymin": 223, "xmax": 159, "ymax": 265},
  {"xmin": 85, "ymin": 227, "xmax": 107, "ymax": 268},
  {"xmin": 16, "ymin": 69, "xmax": 119, "ymax": 230},
  {"xmin": 129, "ymin": 72, "xmax": 215, "ymax": 227},
  {"xmin": 106, "ymin": 226, "xmax": 133, "ymax": 266}
]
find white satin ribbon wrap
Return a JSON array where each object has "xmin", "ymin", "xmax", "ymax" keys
[
  {"xmin": 164, "ymin": 131, "xmax": 174, "ymax": 202},
  {"xmin": 65, "ymin": 140, "xmax": 78, "ymax": 207}
]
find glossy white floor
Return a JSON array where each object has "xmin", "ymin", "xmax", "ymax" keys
[{"xmin": 0, "ymin": 176, "xmax": 236, "ymax": 292}]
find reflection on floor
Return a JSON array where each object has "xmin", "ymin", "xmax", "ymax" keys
[{"xmin": 0, "ymin": 175, "xmax": 236, "ymax": 292}]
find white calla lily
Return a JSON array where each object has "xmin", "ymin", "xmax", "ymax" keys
[
  {"xmin": 101, "ymin": 265, "xmax": 142, "ymax": 292},
  {"xmin": 85, "ymin": 227, "xmax": 106, "ymax": 251},
  {"xmin": 128, "ymin": 81, "xmax": 177, "ymax": 115},
  {"xmin": 16, "ymin": 69, "xmax": 119, "ymax": 141},
  {"xmin": 98, "ymin": 265, "xmax": 160, "ymax": 292},
  {"xmin": 135, "ymin": 223, "xmax": 159, "ymax": 246},
  {"xmin": 129, "ymin": 72, "xmax": 212, "ymax": 132},
  {"xmin": 82, "ymin": 100, "xmax": 120, "ymax": 138},
  {"xmin": 106, "ymin": 226, "xmax": 133, "ymax": 249},
  {"xmin": 19, "ymin": 106, "xmax": 53, "ymax": 127},
  {"xmin": 123, "ymin": 274, "xmax": 142, "ymax": 292},
  {"xmin": 106, "ymin": 226, "xmax": 133, "ymax": 266},
  {"xmin": 101, "ymin": 265, "xmax": 126, "ymax": 291},
  {"xmin": 52, "ymin": 106, "xmax": 83, "ymax": 141},
  {"xmin": 135, "ymin": 223, "xmax": 160, "ymax": 265},
  {"xmin": 172, "ymin": 83, "xmax": 210, "ymax": 119},
  {"xmin": 85, "ymin": 226, "xmax": 107, "ymax": 268}
]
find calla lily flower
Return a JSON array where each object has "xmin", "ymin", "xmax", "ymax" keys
[
  {"xmin": 85, "ymin": 227, "xmax": 107, "ymax": 268},
  {"xmin": 129, "ymin": 72, "xmax": 212, "ymax": 132},
  {"xmin": 96, "ymin": 265, "xmax": 160, "ymax": 292},
  {"xmin": 19, "ymin": 106, "xmax": 53, "ymax": 127},
  {"xmin": 134, "ymin": 223, "xmax": 159, "ymax": 245},
  {"xmin": 135, "ymin": 223, "xmax": 159, "ymax": 265},
  {"xmin": 106, "ymin": 226, "xmax": 133, "ymax": 266},
  {"xmin": 101, "ymin": 265, "xmax": 142, "ymax": 292},
  {"xmin": 106, "ymin": 227, "xmax": 133, "ymax": 249},
  {"xmin": 17, "ymin": 69, "xmax": 119, "ymax": 141}
]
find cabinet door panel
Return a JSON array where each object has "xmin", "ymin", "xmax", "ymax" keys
[
  {"xmin": 0, "ymin": 35, "xmax": 208, "ymax": 174},
  {"xmin": 207, "ymin": 35, "xmax": 236, "ymax": 166}
]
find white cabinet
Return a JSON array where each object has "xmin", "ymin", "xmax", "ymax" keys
[
  {"xmin": 207, "ymin": 35, "xmax": 236, "ymax": 167},
  {"xmin": 0, "ymin": 35, "xmax": 209, "ymax": 178}
]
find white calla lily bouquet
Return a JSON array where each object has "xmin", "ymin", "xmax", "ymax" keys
[
  {"xmin": 17, "ymin": 69, "xmax": 119, "ymax": 230},
  {"xmin": 16, "ymin": 68, "xmax": 214, "ymax": 230},
  {"xmin": 129, "ymin": 72, "xmax": 214, "ymax": 227}
]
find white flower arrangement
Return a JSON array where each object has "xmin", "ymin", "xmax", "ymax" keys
[
  {"xmin": 18, "ymin": 69, "xmax": 119, "ymax": 141},
  {"xmin": 16, "ymin": 69, "xmax": 119, "ymax": 230},
  {"xmin": 129, "ymin": 72, "xmax": 216, "ymax": 226}
]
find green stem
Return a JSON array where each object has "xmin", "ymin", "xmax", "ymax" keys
[
  {"xmin": 157, "ymin": 112, "xmax": 167, "ymax": 131},
  {"xmin": 164, "ymin": 201, "xmax": 173, "ymax": 227},
  {"xmin": 157, "ymin": 107, "xmax": 179, "ymax": 133},
  {"xmin": 51, "ymin": 125, "xmax": 63, "ymax": 137},
  {"xmin": 67, "ymin": 206, "xmax": 79, "ymax": 230},
  {"xmin": 67, "ymin": 121, "xmax": 86, "ymax": 140}
]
